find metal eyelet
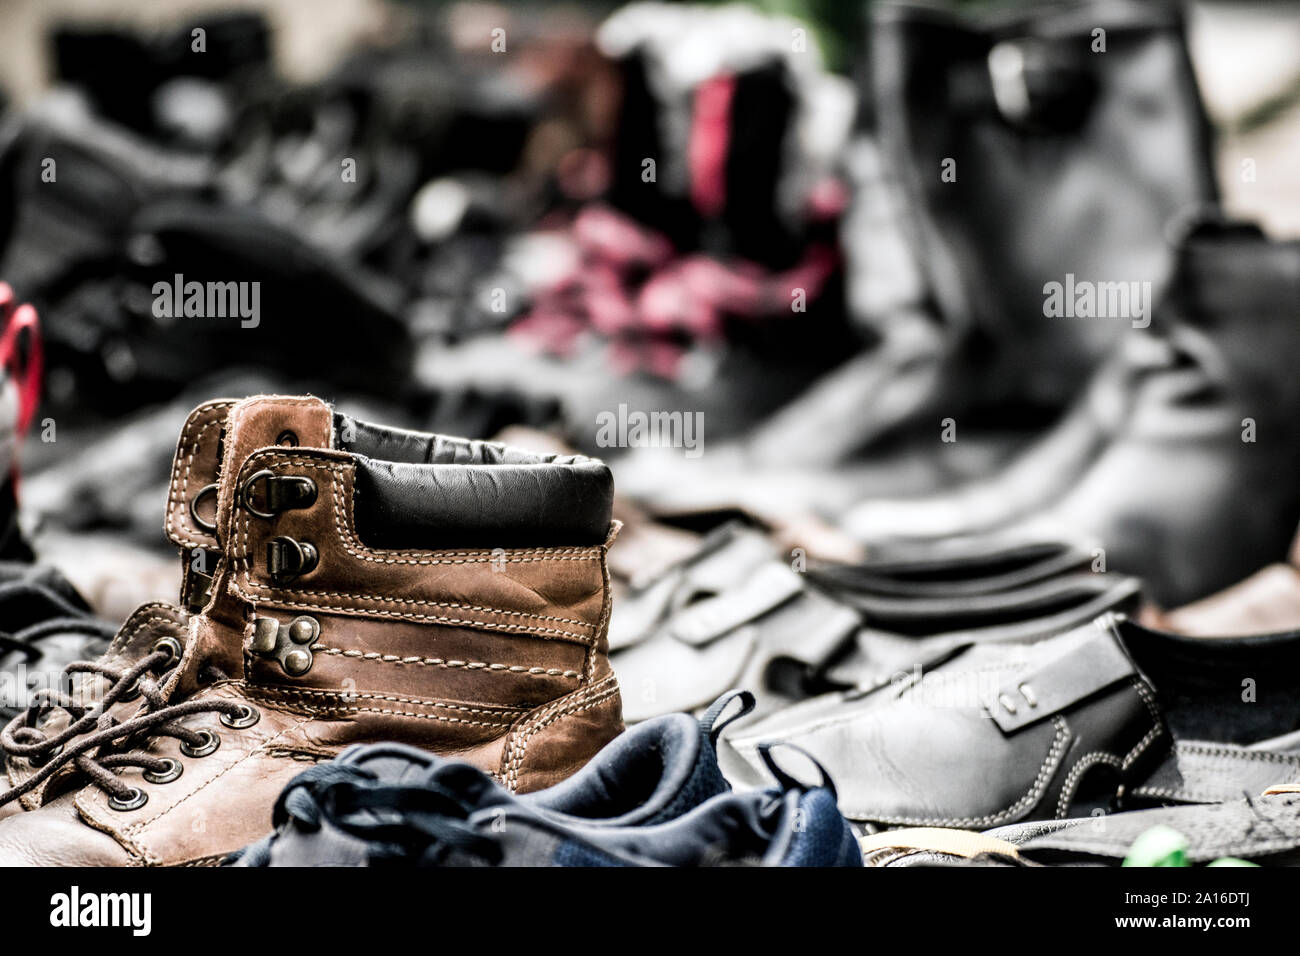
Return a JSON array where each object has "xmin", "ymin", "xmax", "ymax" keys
[
  {"xmin": 109, "ymin": 787, "xmax": 148, "ymax": 811},
  {"xmin": 276, "ymin": 430, "xmax": 298, "ymax": 447},
  {"xmin": 220, "ymin": 705, "xmax": 260, "ymax": 729},
  {"xmin": 153, "ymin": 635, "xmax": 184, "ymax": 665},
  {"xmin": 179, "ymin": 729, "xmax": 220, "ymax": 758},
  {"xmin": 28, "ymin": 742, "xmax": 63, "ymax": 767},
  {"xmin": 189, "ymin": 482, "xmax": 219, "ymax": 533},
  {"xmin": 142, "ymin": 758, "xmax": 183, "ymax": 784}
]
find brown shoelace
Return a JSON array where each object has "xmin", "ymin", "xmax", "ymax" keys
[{"xmin": 0, "ymin": 645, "xmax": 249, "ymax": 806}]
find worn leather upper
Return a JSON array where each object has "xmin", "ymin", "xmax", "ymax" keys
[
  {"xmin": 731, "ymin": 618, "xmax": 1165, "ymax": 828},
  {"xmin": 0, "ymin": 394, "xmax": 624, "ymax": 865},
  {"xmin": 730, "ymin": 615, "xmax": 1300, "ymax": 829}
]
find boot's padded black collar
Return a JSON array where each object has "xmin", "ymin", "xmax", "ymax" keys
[{"xmin": 338, "ymin": 416, "xmax": 613, "ymax": 550}]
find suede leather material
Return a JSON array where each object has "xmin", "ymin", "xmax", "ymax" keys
[{"xmin": 0, "ymin": 395, "xmax": 624, "ymax": 865}]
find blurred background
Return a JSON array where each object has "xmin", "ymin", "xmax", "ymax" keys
[
  {"xmin": 1, "ymin": 0, "xmax": 1296, "ymax": 230},
  {"xmin": 0, "ymin": 0, "xmax": 1295, "ymax": 626}
]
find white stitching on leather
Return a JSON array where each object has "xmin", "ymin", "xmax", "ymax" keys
[
  {"xmin": 1131, "ymin": 741, "xmax": 1300, "ymax": 802},
  {"xmin": 120, "ymin": 711, "xmax": 316, "ymax": 842},
  {"xmin": 1054, "ymin": 753, "xmax": 1123, "ymax": 818},
  {"xmin": 836, "ymin": 716, "xmax": 1072, "ymax": 828},
  {"xmin": 1052, "ymin": 678, "xmax": 1166, "ymax": 817},
  {"xmin": 310, "ymin": 646, "xmax": 580, "ymax": 679},
  {"xmin": 165, "ymin": 403, "xmax": 234, "ymax": 547},
  {"xmin": 240, "ymin": 451, "xmax": 602, "ymax": 564},
  {"xmin": 230, "ymin": 453, "xmax": 601, "ymax": 641},
  {"xmin": 244, "ymin": 589, "xmax": 594, "ymax": 629},
  {"xmin": 245, "ymin": 685, "xmax": 525, "ymax": 718},
  {"xmin": 500, "ymin": 676, "xmax": 620, "ymax": 791},
  {"xmin": 235, "ymin": 597, "xmax": 595, "ymax": 641}
]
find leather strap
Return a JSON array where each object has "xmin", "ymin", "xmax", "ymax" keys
[
  {"xmin": 669, "ymin": 563, "xmax": 804, "ymax": 645},
  {"xmin": 665, "ymin": 563, "xmax": 861, "ymax": 678},
  {"xmin": 1133, "ymin": 741, "xmax": 1300, "ymax": 806},
  {"xmin": 986, "ymin": 622, "xmax": 1139, "ymax": 733},
  {"xmin": 670, "ymin": 524, "xmax": 775, "ymax": 601}
]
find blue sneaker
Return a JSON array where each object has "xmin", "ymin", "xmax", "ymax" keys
[{"xmin": 231, "ymin": 693, "xmax": 861, "ymax": 866}]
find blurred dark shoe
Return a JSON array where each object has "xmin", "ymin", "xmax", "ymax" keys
[
  {"xmin": 0, "ymin": 563, "xmax": 118, "ymax": 725},
  {"xmin": 872, "ymin": 0, "xmax": 1217, "ymax": 411},
  {"xmin": 847, "ymin": 221, "xmax": 1300, "ymax": 605},
  {"xmin": 611, "ymin": 523, "xmax": 1141, "ymax": 723},
  {"xmin": 1152, "ymin": 521, "xmax": 1300, "ymax": 636}
]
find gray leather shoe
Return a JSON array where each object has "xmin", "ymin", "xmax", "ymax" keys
[
  {"xmin": 729, "ymin": 613, "xmax": 1300, "ymax": 829},
  {"xmin": 846, "ymin": 222, "xmax": 1300, "ymax": 606}
]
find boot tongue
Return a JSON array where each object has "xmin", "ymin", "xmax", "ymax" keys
[
  {"xmin": 212, "ymin": 393, "xmax": 333, "ymax": 544},
  {"xmin": 164, "ymin": 395, "xmax": 334, "ymax": 613},
  {"xmin": 162, "ymin": 394, "xmax": 336, "ymax": 690},
  {"xmin": 217, "ymin": 395, "xmax": 333, "ymax": 485}
]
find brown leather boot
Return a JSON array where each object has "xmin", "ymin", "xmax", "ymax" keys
[{"xmin": 0, "ymin": 395, "xmax": 623, "ymax": 864}]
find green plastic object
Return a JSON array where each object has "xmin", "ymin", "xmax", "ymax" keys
[
  {"xmin": 1123, "ymin": 825, "xmax": 1189, "ymax": 867},
  {"xmin": 1124, "ymin": 825, "xmax": 1262, "ymax": 867}
]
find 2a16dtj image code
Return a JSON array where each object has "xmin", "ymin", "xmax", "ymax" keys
[{"xmin": 1126, "ymin": 891, "xmax": 1251, "ymax": 908}]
